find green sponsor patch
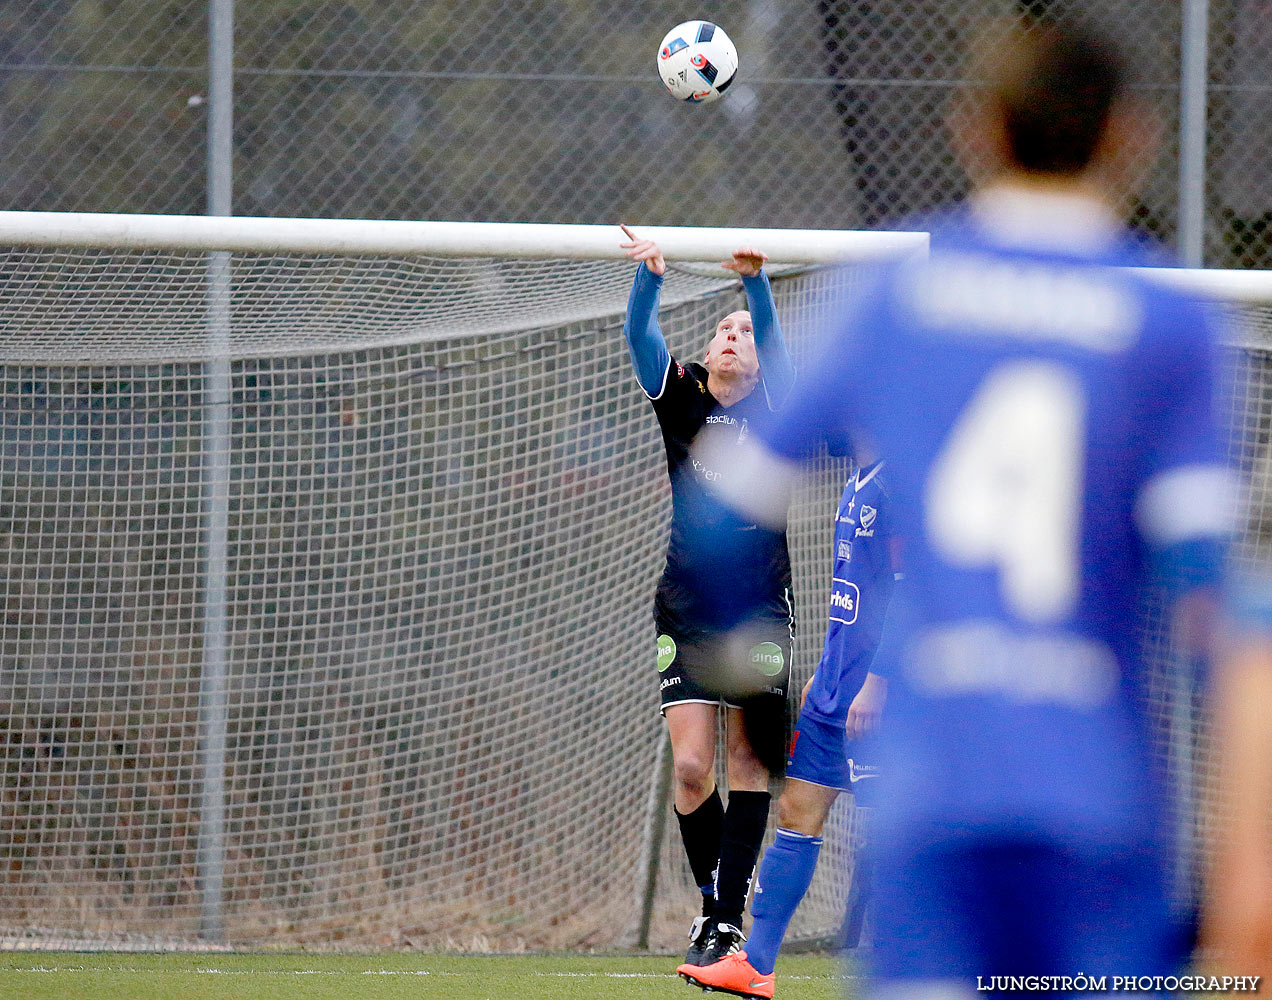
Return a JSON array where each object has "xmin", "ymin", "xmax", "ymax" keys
[
  {"xmin": 656, "ymin": 634, "xmax": 677, "ymax": 672},
  {"xmin": 749, "ymin": 641, "xmax": 785, "ymax": 677}
]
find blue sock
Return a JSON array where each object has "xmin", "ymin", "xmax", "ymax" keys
[{"xmin": 745, "ymin": 828, "xmax": 823, "ymax": 976}]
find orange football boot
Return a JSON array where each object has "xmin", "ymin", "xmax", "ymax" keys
[{"xmin": 677, "ymin": 950, "xmax": 775, "ymax": 999}]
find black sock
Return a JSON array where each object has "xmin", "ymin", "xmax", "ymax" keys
[
  {"xmin": 713, "ymin": 790, "xmax": 771, "ymax": 928},
  {"xmin": 675, "ymin": 788, "xmax": 724, "ymax": 914}
]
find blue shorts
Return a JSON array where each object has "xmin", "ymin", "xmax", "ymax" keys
[
  {"xmin": 786, "ymin": 709, "xmax": 879, "ymax": 805},
  {"xmin": 871, "ymin": 836, "xmax": 1185, "ymax": 988}
]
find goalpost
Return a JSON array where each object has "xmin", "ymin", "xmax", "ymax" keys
[{"xmin": 0, "ymin": 211, "xmax": 1268, "ymax": 953}]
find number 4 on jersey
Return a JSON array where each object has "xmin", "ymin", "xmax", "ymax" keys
[{"xmin": 925, "ymin": 362, "xmax": 1085, "ymax": 624}]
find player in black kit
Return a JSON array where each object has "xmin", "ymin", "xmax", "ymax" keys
[{"xmin": 619, "ymin": 224, "xmax": 796, "ymax": 969}]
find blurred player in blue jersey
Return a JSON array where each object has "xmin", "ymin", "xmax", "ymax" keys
[
  {"xmin": 679, "ymin": 445, "xmax": 899, "ymax": 998},
  {"xmin": 694, "ymin": 16, "xmax": 1235, "ymax": 997},
  {"xmin": 618, "ymin": 224, "xmax": 797, "ymax": 970}
]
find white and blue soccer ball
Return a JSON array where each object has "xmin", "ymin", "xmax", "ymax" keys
[{"xmin": 657, "ymin": 20, "xmax": 738, "ymax": 103}]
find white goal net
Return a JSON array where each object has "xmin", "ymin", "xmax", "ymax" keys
[
  {"xmin": 0, "ymin": 216, "xmax": 907, "ymax": 952},
  {"xmin": 0, "ymin": 214, "xmax": 1268, "ymax": 953}
]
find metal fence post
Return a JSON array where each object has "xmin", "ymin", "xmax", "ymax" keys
[
  {"xmin": 197, "ymin": 0, "xmax": 234, "ymax": 944},
  {"xmin": 1172, "ymin": 0, "xmax": 1211, "ymax": 913},
  {"xmin": 632, "ymin": 729, "xmax": 674, "ymax": 950},
  {"xmin": 1178, "ymin": 0, "xmax": 1210, "ymax": 267}
]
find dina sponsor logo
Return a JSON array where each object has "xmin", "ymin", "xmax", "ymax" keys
[
  {"xmin": 748, "ymin": 641, "xmax": 786, "ymax": 677},
  {"xmin": 657, "ymin": 634, "xmax": 677, "ymax": 672}
]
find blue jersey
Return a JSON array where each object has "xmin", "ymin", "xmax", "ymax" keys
[
  {"xmin": 755, "ymin": 195, "xmax": 1232, "ymax": 847},
  {"xmin": 803, "ymin": 460, "xmax": 898, "ymax": 725}
]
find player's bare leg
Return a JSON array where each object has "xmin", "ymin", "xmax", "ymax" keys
[
  {"xmin": 723, "ymin": 706, "xmax": 769, "ymax": 791},
  {"xmin": 774, "ymin": 778, "xmax": 838, "ymax": 837},
  {"xmin": 665, "ymin": 702, "xmax": 719, "ymax": 813},
  {"xmin": 665, "ymin": 702, "xmax": 725, "ymax": 964}
]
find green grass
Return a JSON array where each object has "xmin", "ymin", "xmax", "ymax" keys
[{"xmin": 0, "ymin": 951, "xmax": 859, "ymax": 1000}]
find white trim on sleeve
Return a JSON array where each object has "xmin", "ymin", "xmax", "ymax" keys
[{"xmin": 644, "ymin": 357, "xmax": 672, "ymax": 400}]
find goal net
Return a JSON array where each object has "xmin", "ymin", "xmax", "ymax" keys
[
  {"xmin": 0, "ymin": 215, "xmax": 913, "ymax": 952},
  {"xmin": 0, "ymin": 214, "xmax": 1268, "ymax": 953}
]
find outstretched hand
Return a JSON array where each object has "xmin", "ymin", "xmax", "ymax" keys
[
  {"xmin": 620, "ymin": 224, "xmax": 666, "ymax": 276},
  {"xmin": 722, "ymin": 246, "xmax": 768, "ymax": 278}
]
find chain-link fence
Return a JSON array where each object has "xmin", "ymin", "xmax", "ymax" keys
[{"xmin": 0, "ymin": 1, "xmax": 1267, "ymax": 266}]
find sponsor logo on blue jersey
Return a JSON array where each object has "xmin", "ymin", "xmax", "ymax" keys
[{"xmin": 829, "ymin": 580, "xmax": 859, "ymax": 625}]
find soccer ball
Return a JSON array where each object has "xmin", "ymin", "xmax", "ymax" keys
[{"xmin": 656, "ymin": 20, "xmax": 738, "ymax": 103}]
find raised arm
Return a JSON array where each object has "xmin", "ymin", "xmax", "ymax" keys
[
  {"xmin": 620, "ymin": 224, "xmax": 672, "ymax": 398},
  {"xmin": 724, "ymin": 247, "xmax": 796, "ymax": 409}
]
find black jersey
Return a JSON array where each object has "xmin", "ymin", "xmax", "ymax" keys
[{"xmin": 649, "ymin": 356, "xmax": 794, "ymax": 640}]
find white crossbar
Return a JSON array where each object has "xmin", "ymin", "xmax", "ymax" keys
[
  {"xmin": 2, "ymin": 211, "xmax": 1269, "ymax": 302},
  {"xmin": 1135, "ymin": 266, "xmax": 1272, "ymax": 304},
  {"xmin": 0, "ymin": 211, "xmax": 928, "ymax": 264}
]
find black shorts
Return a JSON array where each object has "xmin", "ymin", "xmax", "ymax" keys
[{"xmin": 655, "ymin": 625, "xmax": 793, "ymax": 775}]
